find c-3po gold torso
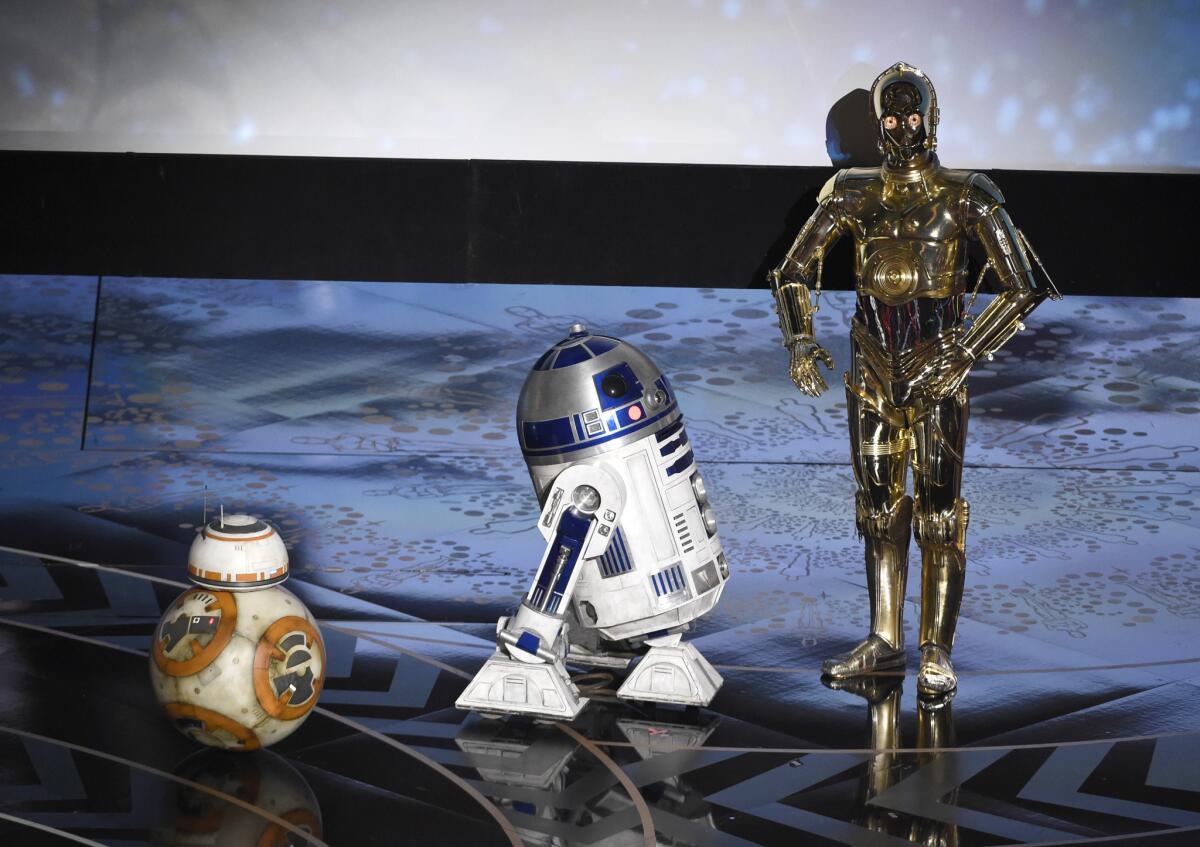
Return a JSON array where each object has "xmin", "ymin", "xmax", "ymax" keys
[
  {"xmin": 822, "ymin": 162, "xmax": 1013, "ymax": 407},
  {"xmin": 771, "ymin": 62, "xmax": 1059, "ymax": 695}
]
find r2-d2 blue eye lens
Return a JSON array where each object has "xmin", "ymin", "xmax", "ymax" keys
[{"xmin": 601, "ymin": 373, "xmax": 627, "ymax": 398}]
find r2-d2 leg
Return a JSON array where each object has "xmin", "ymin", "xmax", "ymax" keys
[
  {"xmin": 457, "ymin": 607, "xmax": 586, "ymax": 721},
  {"xmin": 457, "ymin": 465, "xmax": 625, "ymax": 720},
  {"xmin": 617, "ymin": 632, "xmax": 723, "ymax": 707}
]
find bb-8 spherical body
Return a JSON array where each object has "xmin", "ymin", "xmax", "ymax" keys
[{"xmin": 150, "ymin": 514, "xmax": 325, "ymax": 751}]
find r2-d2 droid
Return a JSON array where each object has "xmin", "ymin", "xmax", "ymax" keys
[{"xmin": 457, "ymin": 324, "xmax": 730, "ymax": 720}]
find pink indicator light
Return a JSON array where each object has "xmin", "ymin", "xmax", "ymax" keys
[{"xmin": 628, "ymin": 404, "xmax": 643, "ymax": 421}]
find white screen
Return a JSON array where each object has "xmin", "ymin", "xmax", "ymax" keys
[{"xmin": 2, "ymin": 0, "xmax": 1197, "ymax": 172}]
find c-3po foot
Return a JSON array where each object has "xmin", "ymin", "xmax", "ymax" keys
[
  {"xmin": 917, "ymin": 643, "xmax": 957, "ymax": 695},
  {"xmin": 821, "ymin": 634, "xmax": 905, "ymax": 679}
]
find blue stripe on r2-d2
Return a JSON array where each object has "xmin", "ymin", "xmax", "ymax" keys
[
  {"xmin": 598, "ymin": 528, "xmax": 634, "ymax": 578},
  {"xmin": 651, "ymin": 563, "xmax": 686, "ymax": 597}
]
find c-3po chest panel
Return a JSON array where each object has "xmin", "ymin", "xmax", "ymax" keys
[{"xmin": 854, "ymin": 188, "xmax": 967, "ymax": 306}]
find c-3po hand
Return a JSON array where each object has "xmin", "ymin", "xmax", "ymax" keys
[
  {"xmin": 789, "ymin": 342, "xmax": 835, "ymax": 398},
  {"xmin": 925, "ymin": 343, "xmax": 975, "ymax": 400}
]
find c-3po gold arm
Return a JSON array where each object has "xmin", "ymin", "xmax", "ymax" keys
[
  {"xmin": 923, "ymin": 179, "xmax": 1059, "ymax": 401},
  {"xmin": 770, "ymin": 270, "xmax": 819, "ymax": 349},
  {"xmin": 958, "ymin": 204, "xmax": 1051, "ymax": 362},
  {"xmin": 770, "ymin": 189, "xmax": 844, "ymax": 397}
]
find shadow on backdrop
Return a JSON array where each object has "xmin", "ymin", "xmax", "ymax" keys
[
  {"xmin": 752, "ymin": 87, "xmax": 879, "ymax": 287},
  {"xmin": 826, "ymin": 88, "xmax": 879, "ymax": 168}
]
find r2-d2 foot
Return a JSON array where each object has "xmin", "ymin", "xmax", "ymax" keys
[
  {"xmin": 618, "ymin": 633, "xmax": 723, "ymax": 707},
  {"xmin": 456, "ymin": 618, "xmax": 588, "ymax": 720},
  {"xmin": 456, "ymin": 324, "xmax": 730, "ymax": 721}
]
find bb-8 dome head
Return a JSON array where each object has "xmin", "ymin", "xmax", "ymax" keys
[{"xmin": 189, "ymin": 514, "xmax": 288, "ymax": 590}]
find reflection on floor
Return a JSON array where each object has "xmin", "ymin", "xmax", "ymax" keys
[{"xmin": 0, "ymin": 274, "xmax": 1198, "ymax": 845}]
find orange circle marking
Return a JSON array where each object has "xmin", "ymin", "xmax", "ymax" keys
[
  {"xmin": 257, "ymin": 808, "xmax": 322, "ymax": 847},
  {"xmin": 153, "ymin": 589, "xmax": 238, "ymax": 677},
  {"xmin": 165, "ymin": 702, "xmax": 260, "ymax": 751},
  {"xmin": 253, "ymin": 616, "xmax": 325, "ymax": 721},
  {"xmin": 203, "ymin": 527, "xmax": 276, "ymax": 543}
]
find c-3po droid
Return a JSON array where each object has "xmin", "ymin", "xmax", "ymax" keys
[
  {"xmin": 770, "ymin": 62, "xmax": 1061, "ymax": 695},
  {"xmin": 456, "ymin": 324, "xmax": 729, "ymax": 720}
]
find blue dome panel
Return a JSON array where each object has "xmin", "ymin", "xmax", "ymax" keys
[{"xmin": 551, "ymin": 344, "xmax": 592, "ymax": 369}]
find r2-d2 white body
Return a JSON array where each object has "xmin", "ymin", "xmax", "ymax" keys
[{"xmin": 456, "ymin": 324, "xmax": 730, "ymax": 720}]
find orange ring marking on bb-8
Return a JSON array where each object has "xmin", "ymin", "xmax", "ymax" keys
[
  {"xmin": 257, "ymin": 808, "xmax": 322, "ymax": 847},
  {"xmin": 202, "ymin": 527, "xmax": 276, "ymax": 543},
  {"xmin": 153, "ymin": 589, "xmax": 238, "ymax": 677},
  {"xmin": 187, "ymin": 565, "xmax": 287, "ymax": 584},
  {"xmin": 164, "ymin": 702, "xmax": 260, "ymax": 751},
  {"xmin": 253, "ymin": 616, "xmax": 325, "ymax": 721},
  {"xmin": 177, "ymin": 809, "xmax": 224, "ymax": 837}
]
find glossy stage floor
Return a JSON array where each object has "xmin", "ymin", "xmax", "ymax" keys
[{"xmin": 1, "ymin": 274, "xmax": 1198, "ymax": 846}]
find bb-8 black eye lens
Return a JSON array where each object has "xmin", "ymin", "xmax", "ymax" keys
[{"xmin": 601, "ymin": 373, "xmax": 627, "ymax": 398}]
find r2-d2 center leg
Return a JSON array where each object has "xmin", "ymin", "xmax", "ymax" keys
[
  {"xmin": 456, "ymin": 464, "xmax": 625, "ymax": 720},
  {"xmin": 616, "ymin": 632, "xmax": 723, "ymax": 708}
]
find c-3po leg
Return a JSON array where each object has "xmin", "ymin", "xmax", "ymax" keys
[
  {"xmin": 911, "ymin": 387, "xmax": 969, "ymax": 696},
  {"xmin": 823, "ymin": 371, "xmax": 912, "ymax": 679}
]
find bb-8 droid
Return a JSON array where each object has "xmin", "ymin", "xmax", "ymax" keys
[{"xmin": 150, "ymin": 514, "xmax": 325, "ymax": 750}]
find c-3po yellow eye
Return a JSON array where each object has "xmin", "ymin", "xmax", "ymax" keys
[{"xmin": 883, "ymin": 115, "xmax": 899, "ymax": 130}]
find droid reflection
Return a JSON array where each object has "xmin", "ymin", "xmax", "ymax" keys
[
  {"xmin": 827, "ymin": 679, "xmax": 959, "ymax": 845},
  {"xmin": 155, "ymin": 748, "xmax": 321, "ymax": 846},
  {"xmin": 456, "ymin": 706, "xmax": 721, "ymax": 846}
]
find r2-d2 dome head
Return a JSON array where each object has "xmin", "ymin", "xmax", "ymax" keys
[{"xmin": 517, "ymin": 323, "xmax": 679, "ymax": 480}]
